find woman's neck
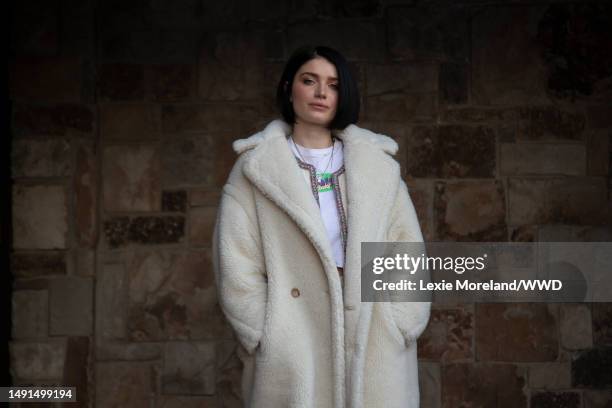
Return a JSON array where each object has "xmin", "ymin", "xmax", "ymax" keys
[{"xmin": 292, "ymin": 122, "xmax": 333, "ymax": 149}]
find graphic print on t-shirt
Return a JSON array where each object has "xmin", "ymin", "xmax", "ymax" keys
[{"xmin": 317, "ymin": 172, "xmax": 333, "ymax": 192}]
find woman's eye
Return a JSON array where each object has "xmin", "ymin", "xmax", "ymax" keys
[
  {"xmin": 329, "ymin": 83, "xmax": 338, "ymax": 89},
  {"xmin": 303, "ymin": 79, "xmax": 314, "ymax": 85}
]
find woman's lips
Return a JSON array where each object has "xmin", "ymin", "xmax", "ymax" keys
[{"xmin": 309, "ymin": 104, "xmax": 329, "ymax": 110}]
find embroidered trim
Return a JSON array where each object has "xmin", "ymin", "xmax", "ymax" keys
[{"xmin": 295, "ymin": 156, "xmax": 348, "ymax": 256}]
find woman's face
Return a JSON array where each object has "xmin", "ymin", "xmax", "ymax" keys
[{"xmin": 290, "ymin": 56, "xmax": 339, "ymax": 128}]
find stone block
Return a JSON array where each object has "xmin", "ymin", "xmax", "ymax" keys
[
  {"xmin": 162, "ymin": 190, "xmax": 187, "ymax": 212},
  {"xmin": 441, "ymin": 107, "xmax": 518, "ymax": 124},
  {"xmin": 418, "ymin": 308, "xmax": 473, "ymax": 362},
  {"xmin": 529, "ymin": 362, "xmax": 572, "ymax": 390},
  {"xmin": 103, "ymin": 216, "xmax": 185, "ymax": 248},
  {"xmin": 157, "ymin": 396, "xmax": 218, "ymax": 408},
  {"xmin": 440, "ymin": 63, "xmax": 468, "ymax": 105},
  {"xmin": 10, "ymin": 340, "xmax": 67, "ymax": 380},
  {"xmin": 531, "ymin": 392, "xmax": 580, "ymax": 408},
  {"xmin": 12, "ymin": 251, "xmax": 66, "ymax": 278},
  {"xmin": 74, "ymin": 144, "xmax": 98, "ymax": 248},
  {"xmin": 103, "ymin": 145, "xmax": 161, "ymax": 212},
  {"xmin": 508, "ymin": 177, "xmax": 608, "ymax": 226},
  {"xmin": 161, "ymin": 103, "xmax": 257, "ymax": 135},
  {"xmin": 189, "ymin": 207, "xmax": 217, "ymax": 247},
  {"xmin": 127, "ymin": 249, "xmax": 230, "ymax": 341},
  {"xmin": 559, "ymin": 304, "xmax": 593, "ymax": 350},
  {"xmin": 501, "ymin": 143, "xmax": 586, "ymax": 176},
  {"xmin": 12, "ymin": 0, "xmax": 59, "ymax": 56},
  {"xmin": 435, "ymin": 181, "xmax": 507, "ymax": 241},
  {"xmin": 587, "ymin": 130, "xmax": 610, "ymax": 176},
  {"xmin": 10, "ymin": 57, "xmax": 82, "ymax": 102},
  {"xmin": 198, "ymin": 30, "xmax": 266, "ymax": 101},
  {"xmin": 69, "ymin": 248, "xmax": 95, "ymax": 277},
  {"xmin": 215, "ymin": 340, "xmax": 242, "ymax": 408},
  {"xmin": 418, "ymin": 362, "xmax": 441, "ymax": 408},
  {"xmin": 472, "ymin": 5, "xmax": 550, "ymax": 105},
  {"xmin": 287, "ymin": 20, "xmax": 385, "ymax": 61},
  {"xmin": 145, "ymin": 64, "xmax": 196, "ymax": 101},
  {"xmin": 583, "ymin": 391, "xmax": 612, "ymax": 408},
  {"xmin": 160, "ymin": 134, "xmax": 216, "ymax": 187},
  {"xmin": 587, "ymin": 104, "xmax": 612, "ymax": 129},
  {"xmin": 163, "ymin": 342, "xmax": 216, "ymax": 395},
  {"xmin": 406, "ymin": 125, "xmax": 495, "ymax": 178},
  {"xmin": 96, "ymin": 263, "xmax": 127, "ymax": 340},
  {"xmin": 97, "ymin": 64, "xmax": 144, "ymax": 101},
  {"xmin": 442, "ymin": 363, "xmax": 527, "ymax": 408},
  {"xmin": 366, "ymin": 64, "xmax": 438, "ymax": 95},
  {"xmin": 12, "ymin": 139, "xmax": 71, "ymax": 178},
  {"xmin": 476, "ymin": 303, "xmax": 558, "ymax": 362},
  {"xmin": 49, "ymin": 277, "xmax": 93, "ymax": 336},
  {"xmin": 388, "ymin": 6, "xmax": 470, "ymax": 62},
  {"xmin": 64, "ymin": 336, "xmax": 90, "ymax": 407},
  {"xmin": 96, "ymin": 362, "xmax": 155, "ymax": 407},
  {"xmin": 365, "ymin": 92, "xmax": 437, "ymax": 121},
  {"xmin": 12, "ymin": 290, "xmax": 48, "ymax": 339},
  {"xmin": 96, "ymin": 342, "xmax": 162, "ymax": 361},
  {"xmin": 593, "ymin": 303, "xmax": 612, "ymax": 346},
  {"xmin": 517, "ymin": 107, "xmax": 586, "ymax": 141},
  {"xmin": 537, "ymin": 225, "xmax": 612, "ymax": 242},
  {"xmin": 13, "ymin": 185, "xmax": 67, "ymax": 249},
  {"xmin": 12, "ymin": 103, "xmax": 94, "ymax": 138},
  {"xmin": 190, "ymin": 189, "xmax": 222, "ymax": 207},
  {"xmin": 572, "ymin": 347, "xmax": 612, "ymax": 388},
  {"xmin": 99, "ymin": 103, "xmax": 161, "ymax": 141},
  {"xmin": 60, "ymin": 0, "xmax": 95, "ymax": 57}
]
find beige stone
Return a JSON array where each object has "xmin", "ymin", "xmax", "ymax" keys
[
  {"xmin": 49, "ymin": 277, "xmax": 93, "ymax": 336},
  {"xmin": 528, "ymin": 362, "xmax": 571, "ymax": 389},
  {"xmin": 12, "ymin": 290, "xmax": 48, "ymax": 339},
  {"xmin": 99, "ymin": 103, "xmax": 161, "ymax": 141},
  {"xmin": 500, "ymin": 143, "xmax": 586, "ymax": 176},
  {"xmin": 10, "ymin": 340, "xmax": 67, "ymax": 380},
  {"xmin": 96, "ymin": 362, "xmax": 155, "ymax": 407},
  {"xmin": 189, "ymin": 206, "xmax": 217, "ymax": 247},
  {"xmin": 559, "ymin": 303, "xmax": 593, "ymax": 350},
  {"xmin": 13, "ymin": 185, "xmax": 67, "ymax": 249},
  {"xmin": 102, "ymin": 145, "xmax": 161, "ymax": 212}
]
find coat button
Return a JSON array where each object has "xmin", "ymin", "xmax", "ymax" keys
[
  {"xmin": 291, "ymin": 288, "xmax": 300, "ymax": 298},
  {"xmin": 345, "ymin": 304, "xmax": 355, "ymax": 311}
]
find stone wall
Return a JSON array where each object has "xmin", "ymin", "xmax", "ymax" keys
[{"xmin": 9, "ymin": 0, "xmax": 612, "ymax": 407}]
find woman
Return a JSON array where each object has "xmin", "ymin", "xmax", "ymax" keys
[{"xmin": 212, "ymin": 45, "xmax": 430, "ymax": 408}]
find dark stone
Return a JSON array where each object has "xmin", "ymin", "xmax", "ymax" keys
[
  {"xmin": 11, "ymin": 0, "xmax": 59, "ymax": 56},
  {"xmin": 63, "ymin": 337, "xmax": 90, "ymax": 408},
  {"xmin": 572, "ymin": 347, "xmax": 612, "ymax": 388},
  {"xmin": 406, "ymin": 125, "xmax": 495, "ymax": 178},
  {"xmin": 593, "ymin": 303, "xmax": 612, "ymax": 346},
  {"xmin": 441, "ymin": 108, "xmax": 518, "ymax": 123},
  {"xmin": 128, "ymin": 216, "xmax": 184, "ymax": 245},
  {"xmin": 388, "ymin": 5, "xmax": 470, "ymax": 62},
  {"xmin": 145, "ymin": 64, "xmax": 195, "ymax": 101},
  {"xmin": 440, "ymin": 63, "xmax": 468, "ymax": 105},
  {"xmin": 13, "ymin": 104, "xmax": 94, "ymax": 138},
  {"xmin": 104, "ymin": 216, "xmax": 185, "ymax": 248},
  {"xmin": 103, "ymin": 217, "xmax": 130, "ymax": 249},
  {"xmin": 162, "ymin": 191, "xmax": 187, "ymax": 212},
  {"xmin": 537, "ymin": 3, "xmax": 612, "ymax": 98},
  {"xmin": 443, "ymin": 363, "xmax": 527, "ymax": 408},
  {"xmin": 319, "ymin": 0, "xmax": 381, "ymax": 17},
  {"xmin": 518, "ymin": 107, "xmax": 586, "ymax": 141},
  {"xmin": 12, "ymin": 252, "xmax": 66, "ymax": 278},
  {"xmin": 97, "ymin": 64, "xmax": 144, "ymax": 101},
  {"xmin": 531, "ymin": 392, "xmax": 580, "ymax": 408}
]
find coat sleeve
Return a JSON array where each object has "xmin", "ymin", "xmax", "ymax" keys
[
  {"xmin": 212, "ymin": 183, "xmax": 267, "ymax": 354},
  {"xmin": 386, "ymin": 179, "xmax": 431, "ymax": 346}
]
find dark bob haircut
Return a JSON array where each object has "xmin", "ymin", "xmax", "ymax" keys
[{"xmin": 276, "ymin": 45, "xmax": 360, "ymax": 130}]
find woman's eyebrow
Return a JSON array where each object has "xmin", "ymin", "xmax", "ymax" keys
[{"xmin": 300, "ymin": 72, "xmax": 338, "ymax": 81}]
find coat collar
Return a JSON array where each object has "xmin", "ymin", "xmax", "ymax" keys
[{"xmin": 234, "ymin": 118, "xmax": 401, "ymax": 276}]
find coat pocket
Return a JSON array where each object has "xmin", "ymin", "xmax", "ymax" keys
[{"xmin": 382, "ymin": 302, "xmax": 408, "ymax": 348}]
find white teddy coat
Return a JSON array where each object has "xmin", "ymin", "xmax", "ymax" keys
[{"xmin": 212, "ymin": 119, "xmax": 431, "ymax": 408}]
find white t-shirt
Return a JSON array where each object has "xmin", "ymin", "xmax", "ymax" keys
[{"xmin": 289, "ymin": 136, "xmax": 345, "ymax": 267}]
